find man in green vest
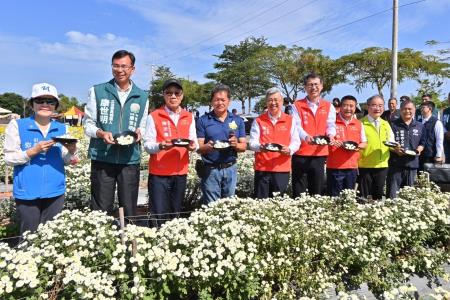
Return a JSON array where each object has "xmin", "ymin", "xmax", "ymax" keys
[
  {"xmin": 84, "ymin": 50, "xmax": 149, "ymax": 218},
  {"xmin": 358, "ymin": 95, "xmax": 394, "ymax": 200}
]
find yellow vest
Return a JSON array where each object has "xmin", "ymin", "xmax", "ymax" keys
[{"xmin": 358, "ymin": 116, "xmax": 391, "ymax": 168}]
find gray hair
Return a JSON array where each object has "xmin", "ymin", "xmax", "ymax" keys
[
  {"xmin": 265, "ymin": 87, "xmax": 283, "ymax": 99},
  {"xmin": 366, "ymin": 94, "xmax": 384, "ymax": 105}
]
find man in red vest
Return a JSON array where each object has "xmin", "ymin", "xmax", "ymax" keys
[
  {"xmin": 326, "ymin": 95, "xmax": 367, "ymax": 196},
  {"xmin": 143, "ymin": 79, "xmax": 197, "ymax": 227},
  {"xmin": 291, "ymin": 73, "xmax": 336, "ymax": 196},
  {"xmin": 249, "ymin": 87, "xmax": 300, "ymax": 198}
]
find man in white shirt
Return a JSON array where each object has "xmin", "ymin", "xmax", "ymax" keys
[
  {"xmin": 143, "ymin": 79, "xmax": 197, "ymax": 227},
  {"xmin": 83, "ymin": 50, "xmax": 149, "ymax": 219},
  {"xmin": 419, "ymin": 101, "xmax": 444, "ymax": 170}
]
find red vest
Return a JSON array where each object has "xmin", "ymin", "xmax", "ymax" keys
[
  {"xmin": 294, "ymin": 98, "xmax": 331, "ymax": 156},
  {"xmin": 149, "ymin": 108, "xmax": 192, "ymax": 176},
  {"xmin": 254, "ymin": 112, "xmax": 293, "ymax": 172},
  {"xmin": 326, "ymin": 115, "xmax": 362, "ymax": 169}
]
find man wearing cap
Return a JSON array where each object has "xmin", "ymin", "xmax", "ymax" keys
[
  {"xmin": 386, "ymin": 99, "xmax": 425, "ymax": 199},
  {"xmin": 249, "ymin": 87, "xmax": 300, "ymax": 198},
  {"xmin": 84, "ymin": 50, "xmax": 149, "ymax": 218},
  {"xmin": 291, "ymin": 73, "xmax": 336, "ymax": 196},
  {"xmin": 381, "ymin": 97, "xmax": 400, "ymax": 123},
  {"xmin": 4, "ymin": 83, "xmax": 78, "ymax": 235},
  {"xmin": 196, "ymin": 84, "xmax": 247, "ymax": 204},
  {"xmin": 358, "ymin": 95, "xmax": 394, "ymax": 200},
  {"xmin": 419, "ymin": 100, "xmax": 444, "ymax": 170},
  {"xmin": 327, "ymin": 95, "xmax": 367, "ymax": 197},
  {"xmin": 441, "ymin": 92, "xmax": 450, "ymax": 163},
  {"xmin": 143, "ymin": 79, "xmax": 197, "ymax": 226}
]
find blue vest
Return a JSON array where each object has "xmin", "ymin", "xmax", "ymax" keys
[
  {"xmin": 442, "ymin": 107, "xmax": 450, "ymax": 131},
  {"xmin": 422, "ymin": 116, "xmax": 438, "ymax": 158},
  {"xmin": 88, "ymin": 80, "xmax": 148, "ymax": 164},
  {"xmin": 13, "ymin": 117, "xmax": 66, "ymax": 200},
  {"xmin": 389, "ymin": 118, "xmax": 424, "ymax": 169}
]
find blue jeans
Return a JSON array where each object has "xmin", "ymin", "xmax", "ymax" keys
[
  {"xmin": 326, "ymin": 168, "xmax": 358, "ymax": 197},
  {"xmin": 201, "ymin": 164, "xmax": 237, "ymax": 204}
]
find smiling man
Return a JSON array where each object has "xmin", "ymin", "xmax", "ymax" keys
[
  {"xmin": 196, "ymin": 84, "xmax": 247, "ymax": 204},
  {"xmin": 84, "ymin": 50, "xmax": 149, "ymax": 219},
  {"xmin": 249, "ymin": 87, "xmax": 300, "ymax": 199},
  {"xmin": 143, "ymin": 79, "xmax": 197, "ymax": 227}
]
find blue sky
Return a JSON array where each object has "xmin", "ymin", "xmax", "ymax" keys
[{"xmin": 0, "ymin": 0, "xmax": 449, "ymax": 113}]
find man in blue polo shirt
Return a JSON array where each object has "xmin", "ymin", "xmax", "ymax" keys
[{"xmin": 196, "ymin": 84, "xmax": 247, "ymax": 204}]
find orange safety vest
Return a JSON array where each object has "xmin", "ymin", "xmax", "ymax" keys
[
  {"xmin": 149, "ymin": 108, "xmax": 192, "ymax": 176},
  {"xmin": 327, "ymin": 115, "xmax": 363, "ymax": 169},
  {"xmin": 293, "ymin": 98, "xmax": 331, "ymax": 156},
  {"xmin": 254, "ymin": 112, "xmax": 293, "ymax": 172}
]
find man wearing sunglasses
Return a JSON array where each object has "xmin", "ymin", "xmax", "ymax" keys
[{"xmin": 84, "ymin": 50, "xmax": 149, "ymax": 220}]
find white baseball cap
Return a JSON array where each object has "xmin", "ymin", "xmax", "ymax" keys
[{"xmin": 31, "ymin": 83, "xmax": 59, "ymax": 100}]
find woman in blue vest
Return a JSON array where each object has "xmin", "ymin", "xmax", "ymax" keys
[{"xmin": 3, "ymin": 83, "xmax": 78, "ymax": 236}]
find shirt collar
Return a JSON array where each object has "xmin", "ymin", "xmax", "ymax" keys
[
  {"xmin": 367, "ymin": 115, "xmax": 379, "ymax": 123},
  {"xmin": 338, "ymin": 113, "xmax": 353, "ymax": 124},
  {"xmin": 268, "ymin": 111, "xmax": 281, "ymax": 121},
  {"xmin": 306, "ymin": 97, "xmax": 320, "ymax": 106},
  {"xmin": 114, "ymin": 80, "xmax": 133, "ymax": 93},
  {"xmin": 164, "ymin": 105, "xmax": 181, "ymax": 115}
]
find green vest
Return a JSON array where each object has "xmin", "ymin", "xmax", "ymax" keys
[
  {"xmin": 358, "ymin": 116, "xmax": 391, "ymax": 168},
  {"xmin": 88, "ymin": 79, "xmax": 148, "ymax": 164}
]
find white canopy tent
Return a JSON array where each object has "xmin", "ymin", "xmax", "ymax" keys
[{"xmin": 0, "ymin": 107, "xmax": 12, "ymax": 114}]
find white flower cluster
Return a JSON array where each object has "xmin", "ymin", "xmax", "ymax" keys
[{"xmin": 0, "ymin": 183, "xmax": 449, "ymax": 299}]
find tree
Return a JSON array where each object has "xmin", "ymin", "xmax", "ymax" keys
[
  {"xmin": 262, "ymin": 45, "xmax": 346, "ymax": 101},
  {"xmin": 426, "ymin": 40, "xmax": 450, "ymax": 62},
  {"xmin": 338, "ymin": 47, "xmax": 450, "ymax": 98},
  {"xmin": 149, "ymin": 65, "xmax": 215, "ymax": 110},
  {"xmin": 206, "ymin": 37, "xmax": 272, "ymax": 113},
  {"xmin": 0, "ymin": 92, "xmax": 29, "ymax": 116},
  {"xmin": 253, "ymin": 97, "xmax": 266, "ymax": 114},
  {"xmin": 57, "ymin": 94, "xmax": 81, "ymax": 113}
]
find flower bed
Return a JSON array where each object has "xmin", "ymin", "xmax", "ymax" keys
[{"xmin": 1, "ymin": 179, "xmax": 449, "ymax": 299}]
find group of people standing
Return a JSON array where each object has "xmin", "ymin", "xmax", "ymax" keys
[{"xmin": 4, "ymin": 49, "xmax": 448, "ymax": 235}]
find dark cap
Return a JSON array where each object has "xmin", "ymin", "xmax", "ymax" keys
[{"xmin": 162, "ymin": 79, "xmax": 183, "ymax": 91}]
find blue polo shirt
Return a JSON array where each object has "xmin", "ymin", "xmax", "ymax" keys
[{"xmin": 196, "ymin": 111, "xmax": 246, "ymax": 164}]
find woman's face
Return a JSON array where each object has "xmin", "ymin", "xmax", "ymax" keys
[{"xmin": 32, "ymin": 97, "xmax": 58, "ymax": 118}]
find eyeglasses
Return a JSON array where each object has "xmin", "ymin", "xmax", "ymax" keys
[
  {"xmin": 164, "ymin": 91, "xmax": 182, "ymax": 97},
  {"xmin": 34, "ymin": 98, "xmax": 57, "ymax": 105},
  {"xmin": 111, "ymin": 64, "xmax": 134, "ymax": 71},
  {"xmin": 369, "ymin": 104, "xmax": 384, "ymax": 108}
]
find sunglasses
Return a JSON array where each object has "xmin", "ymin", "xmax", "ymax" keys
[{"xmin": 34, "ymin": 98, "xmax": 57, "ymax": 105}]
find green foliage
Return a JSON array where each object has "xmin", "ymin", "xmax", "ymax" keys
[
  {"xmin": 206, "ymin": 36, "xmax": 272, "ymax": 114},
  {"xmin": 57, "ymin": 94, "xmax": 81, "ymax": 113},
  {"xmin": 252, "ymin": 97, "xmax": 266, "ymax": 114},
  {"xmin": 0, "ymin": 92, "xmax": 28, "ymax": 116}
]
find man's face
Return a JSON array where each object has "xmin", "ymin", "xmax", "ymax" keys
[
  {"xmin": 340, "ymin": 100, "xmax": 356, "ymax": 119},
  {"xmin": 163, "ymin": 85, "xmax": 183, "ymax": 112},
  {"xmin": 388, "ymin": 99, "xmax": 397, "ymax": 111},
  {"xmin": 266, "ymin": 92, "xmax": 283, "ymax": 116},
  {"xmin": 400, "ymin": 103, "xmax": 415, "ymax": 121},
  {"xmin": 421, "ymin": 105, "xmax": 432, "ymax": 116},
  {"xmin": 305, "ymin": 78, "xmax": 323, "ymax": 100},
  {"xmin": 211, "ymin": 91, "xmax": 230, "ymax": 115},
  {"xmin": 112, "ymin": 55, "xmax": 135, "ymax": 86},
  {"xmin": 422, "ymin": 95, "xmax": 431, "ymax": 102},
  {"xmin": 368, "ymin": 97, "xmax": 384, "ymax": 119}
]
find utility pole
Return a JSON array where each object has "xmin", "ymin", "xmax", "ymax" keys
[{"xmin": 390, "ymin": 0, "xmax": 398, "ymax": 99}]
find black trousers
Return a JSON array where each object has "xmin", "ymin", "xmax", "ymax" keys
[
  {"xmin": 418, "ymin": 156, "xmax": 434, "ymax": 172},
  {"xmin": 90, "ymin": 160, "xmax": 140, "ymax": 217},
  {"xmin": 148, "ymin": 174, "xmax": 187, "ymax": 227},
  {"xmin": 16, "ymin": 194, "xmax": 64, "ymax": 235},
  {"xmin": 326, "ymin": 168, "xmax": 358, "ymax": 197},
  {"xmin": 292, "ymin": 155, "xmax": 326, "ymax": 197},
  {"xmin": 254, "ymin": 171, "xmax": 289, "ymax": 199},
  {"xmin": 358, "ymin": 168, "xmax": 388, "ymax": 200}
]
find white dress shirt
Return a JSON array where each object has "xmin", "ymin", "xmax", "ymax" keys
[
  {"xmin": 4, "ymin": 119, "xmax": 78, "ymax": 166},
  {"xmin": 249, "ymin": 111, "xmax": 301, "ymax": 155},
  {"xmin": 422, "ymin": 116, "xmax": 444, "ymax": 157},
  {"xmin": 291, "ymin": 98, "xmax": 337, "ymax": 140},
  {"xmin": 83, "ymin": 81, "xmax": 149, "ymax": 138},
  {"xmin": 367, "ymin": 115, "xmax": 395, "ymax": 141},
  {"xmin": 143, "ymin": 106, "xmax": 198, "ymax": 154}
]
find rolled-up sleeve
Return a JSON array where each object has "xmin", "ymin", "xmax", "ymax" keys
[{"xmin": 291, "ymin": 104, "xmax": 309, "ymax": 141}]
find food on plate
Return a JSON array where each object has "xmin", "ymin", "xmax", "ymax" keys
[{"xmin": 116, "ymin": 135, "xmax": 134, "ymax": 145}]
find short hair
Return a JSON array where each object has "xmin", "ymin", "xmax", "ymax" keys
[
  {"xmin": 366, "ymin": 94, "xmax": 384, "ymax": 105},
  {"xmin": 400, "ymin": 99, "xmax": 414, "ymax": 109},
  {"xmin": 303, "ymin": 73, "xmax": 323, "ymax": 85},
  {"xmin": 340, "ymin": 95, "xmax": 357, "ymax": 105},
  {"xmin": 388, "ymin": 97, "xmax": 397, "ymax": 103},
  {"xmin": 265, "ymin": 87, "xmax": 282, "ymax": 99},
  {"xmin": 422, "ymin": 93, "xmax": 432, "ymax": 99},
  {"xmin": 400, "ymin": 95, "xmax": 410, "ymax": 102},
  {"xmin": 210, "ymin": 83, "xmax": 231, "ymax": 101},
  {"xmin": 112, "ymin": 50, "xmax": 136, "ymax": 65},
  {"xmin": 421, "ymin": 100, "xmax": 435, "ymax": 110}
]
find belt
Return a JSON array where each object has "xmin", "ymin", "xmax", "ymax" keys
[{"xmin": 205, "ymin": 161, "xmax": 236, "ymax": 169}]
